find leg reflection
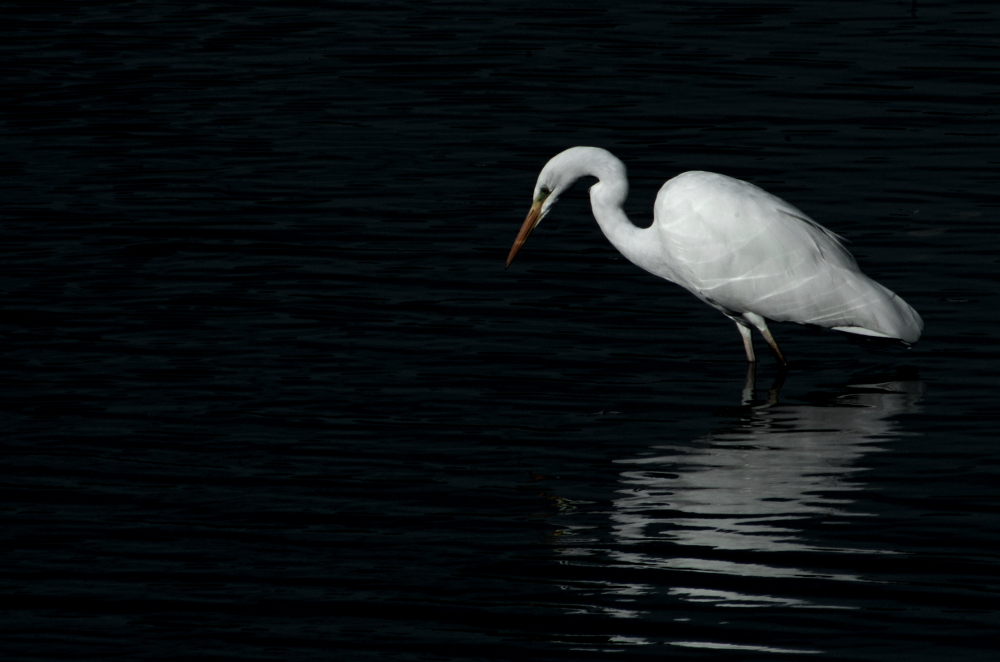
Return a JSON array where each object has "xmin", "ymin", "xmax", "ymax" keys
[{"xmin": 741, "ymin": 363, "xmax": 789, "ymax": 408}]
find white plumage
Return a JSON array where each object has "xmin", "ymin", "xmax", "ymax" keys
[{"xmin": 506, "ymin": 146, "xmax": 923, "ymax": 364}]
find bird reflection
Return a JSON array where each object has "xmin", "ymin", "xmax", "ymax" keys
[{"xmin": 611, "ymin": 370, "xmax": 924, "ymax": 556}]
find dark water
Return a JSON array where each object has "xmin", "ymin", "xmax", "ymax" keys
[{"xmin": 3, "ymin": 2, "xmax": 1000, "ymax": 660}]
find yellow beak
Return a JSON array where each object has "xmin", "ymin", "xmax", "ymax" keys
[{"xmin": 506, "ymin": 200, "xmax": 543, "ymax": 268}]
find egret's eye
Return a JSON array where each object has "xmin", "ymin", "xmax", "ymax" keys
[{"xmin": 540, "ymin": 186, "xmax": 551, "ymax": 195}]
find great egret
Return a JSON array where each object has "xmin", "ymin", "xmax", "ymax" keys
[{"xmin": 506, "ymin": 147, "xmax": 923, "ymax": 364}]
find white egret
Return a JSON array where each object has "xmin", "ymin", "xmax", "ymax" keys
[{"xmin": 506, "ymin": 147, "xmax": 923, "ymax": 364}]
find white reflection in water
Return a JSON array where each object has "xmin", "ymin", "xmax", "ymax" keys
[
  {"xmin": 551, "ymin": 373, "xmax": 924, "ymax": 645},
  {"xmin": 610, "ymin": 373, "xmax": 924, "ymax": 570},
  {"xmin": 668, "ymin": 587, "xmax": 852, "ymax": 609},
  {"xmin": 607, "ymin": 551, "xmax": 865, "ymax": 581},
  {"xmin": 671, "ymin": 641, "xmax": 822, "ymax": 655}
]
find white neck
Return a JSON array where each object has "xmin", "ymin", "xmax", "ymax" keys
[{"xmin": 576, "ymin": 150, "xmax": 652, "ymax": 270}]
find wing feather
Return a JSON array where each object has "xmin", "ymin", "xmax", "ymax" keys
[{"xmin": 647, "ymin": 171, "xmax": 922, "ymax": 342}]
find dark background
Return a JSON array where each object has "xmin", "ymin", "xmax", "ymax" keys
[{"xmin": 2, "ymin": 1, "xmax": 999, "ymax": 660}]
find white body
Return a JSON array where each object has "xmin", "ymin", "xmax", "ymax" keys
[{"xmin": 516, "ymin": 147, "xmax": 922, "ymax": 354}]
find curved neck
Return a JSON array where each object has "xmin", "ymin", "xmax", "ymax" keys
[{"xmin": 582, "ymin": 154, "xmax": 651, "ymax": 269}]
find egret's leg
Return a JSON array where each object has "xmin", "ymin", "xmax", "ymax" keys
[
  {"xmin": 737, "ymin": 322, "xmax": 756, "ymax": 363},
  {"xmin": 744, "ymin": 312, "xmax": 788, "ymax": 366}
]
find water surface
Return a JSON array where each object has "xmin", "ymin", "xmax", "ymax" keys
[{"xmin": 3, "ymin": 2, "xmax": 999, "ymax": 660}]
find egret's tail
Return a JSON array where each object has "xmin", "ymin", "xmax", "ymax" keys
[{"xmin": 828, "ymin": 278, "xmax": 923, "ymax": 344}]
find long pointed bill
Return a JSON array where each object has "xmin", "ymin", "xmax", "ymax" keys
[{"xmin": 506, "ymin": 200, "xmax": 543, "ymax": 268}]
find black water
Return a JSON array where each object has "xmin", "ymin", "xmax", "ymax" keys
[{"xmin": 3, "ymin": 2, "xmax": 1000, "ymax": 660}]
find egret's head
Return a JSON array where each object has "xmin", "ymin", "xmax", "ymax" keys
[
  {"xmin": 506, "ymin": 149, "xmax": 592, "ymax": 268},
  {"xmin": 534, "ymin": 147, "xmax": 600, "ymax": 219}
]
